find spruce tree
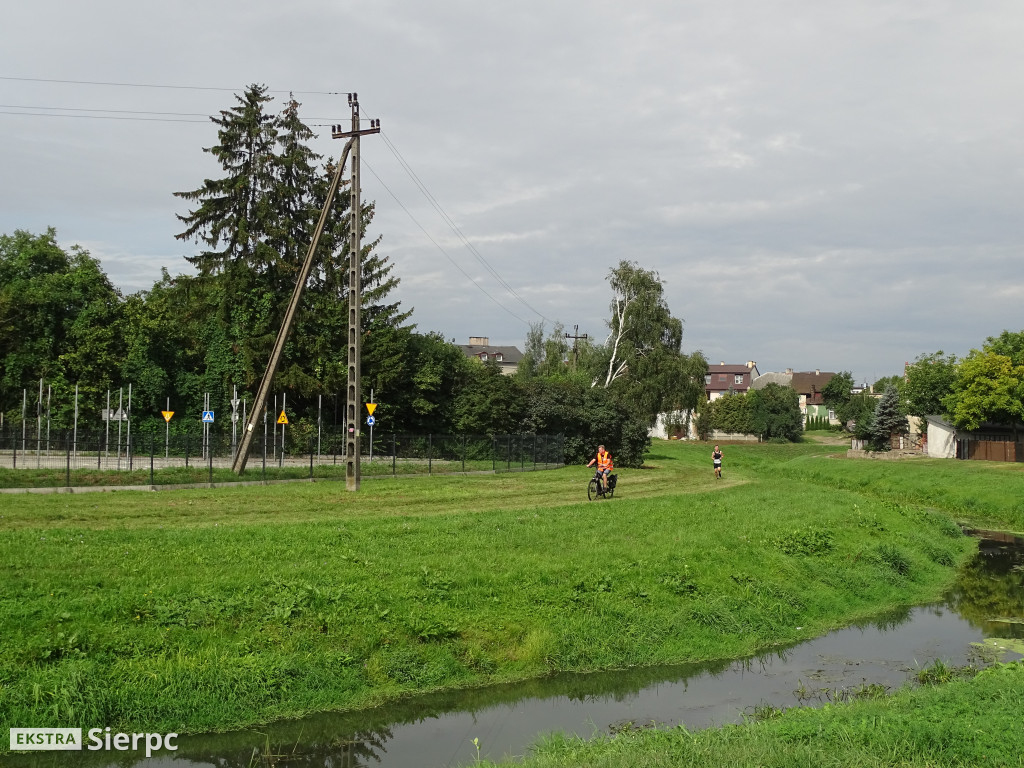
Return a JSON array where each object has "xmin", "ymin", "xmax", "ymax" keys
[
  {"xmin": 870, "ymin": 385, "xmax": 909, "ymax": 450},
  {"xmin": 174, "ymin": 83, "xmax": 278, "ymax": 276},
  {"xmin": 172, "ymin": 86, "xmax": 412, "ymax": 416}
]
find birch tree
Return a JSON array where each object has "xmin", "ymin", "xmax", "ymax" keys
[{"xmin": 595, "ymin": 260, "xmax": 706, "ymax": 424}]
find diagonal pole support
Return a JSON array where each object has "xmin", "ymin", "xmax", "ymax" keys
[{"xmin": 231, "ymin": 140, "xmax": 353, "ymax": 474}]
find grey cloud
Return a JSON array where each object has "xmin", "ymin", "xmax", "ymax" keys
[{"xmin": 1, "ymin": 0, "xmax": 1022, "ymax": 385}]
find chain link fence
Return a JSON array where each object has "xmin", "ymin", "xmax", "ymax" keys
[{"xmin": 0, "ymin": 429, "xmax": 565, "ymax": 491}]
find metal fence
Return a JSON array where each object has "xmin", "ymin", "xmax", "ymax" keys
[{"xmin": 0, "ymin": 430, "xmax": 565, "ymax": 491}]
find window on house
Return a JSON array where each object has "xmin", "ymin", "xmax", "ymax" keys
[
  {"xmin": 734, "ymin": 374, "xmax": 744, "ymax": 384},
  {"xmin": 480, "ymin": 353, "xmax": 488, "ymax": 361},
  {"xmin": 496, "ymin": 354, "xmax": 503, "ymax": 361},
  {"xmin": 704, "ymin": 374, "xmax": 711, "ymax": 385},
  {"xmin": 718, "ymin": 374, "xmax": 726, "ymax": 382},
  {"xmin": 828, "ymin": 410, "xmax": 835, "ymax": 421}
]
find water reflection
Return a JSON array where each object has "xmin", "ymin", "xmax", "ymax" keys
[
  {"xmin": 6, "ymin": 533, "xmax": 1022, "ymax": 768},
  {"xmin": 946, "ymin": 530, "xmax": 1024, "ymax": 639}
]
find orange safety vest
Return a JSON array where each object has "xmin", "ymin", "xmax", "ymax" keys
[{"xmin": 597, "ymin": 450, "xmax": 613, "ymax": 471}]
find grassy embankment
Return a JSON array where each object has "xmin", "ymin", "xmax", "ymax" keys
[
  {"xmin": 483, "ymin": 661, "xmax": 1024, "ymax": 768},
  {"xmin": 1, "ymin": 439, "xmax": 1016, "ymax": 745},
  {"xmin": 480, "ymin": 445, "xmax": 1024, "ymax": 768}
]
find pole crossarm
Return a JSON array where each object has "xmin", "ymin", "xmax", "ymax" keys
[
  {"xmin": 230, "ymin": 139, "xmax": 354, "ymax": 474},
  {"xmin": 331, "ymin": 126, "xmax": 380, "ymax": 139}
]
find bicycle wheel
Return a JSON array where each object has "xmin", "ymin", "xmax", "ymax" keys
[{"xmin": 588, "ymin": 478, "xmax": 600, "ymax": 501}]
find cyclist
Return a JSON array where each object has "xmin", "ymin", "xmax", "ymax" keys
[{"xmin": 587, "ymin": 444, "xmax": 614, "ymax": 493}]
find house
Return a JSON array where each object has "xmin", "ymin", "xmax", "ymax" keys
[
  {"xmin": 925, "ymin": 416, "xmax": 957, "ymax": 459},
  {"xmin": 925, "ymin": 416, "xmax": 1024, "ymax": 461},
  {"xmin": 705, "ymin": 361, "xmax": 759, "ymax": 401},
  {"xmin": 458, "ymin": 337, "xmax": 523, "ymax": 376},
  {"xmin": 791, "ymin": 370, "xmax": 837, "ymax": 423},
  {"xmin": 751, "ymin": 369, "xmax": 838, "ymax": 424}
]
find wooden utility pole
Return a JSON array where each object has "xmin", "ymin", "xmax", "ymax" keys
[
  {"xmin": 564, "ymin": 325, "xmax": 589, "ymax": 368},
  {"xmin": 230, "ymin": 93, "xmax": 380, "ymax": 475}
]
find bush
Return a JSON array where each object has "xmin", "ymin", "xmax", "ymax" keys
[{"xmin": 521, "ymin": 379, "xmax": 651, "ymax": 467}]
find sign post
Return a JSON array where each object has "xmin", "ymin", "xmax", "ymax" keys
[
  {"xmin": 162, "ymin": 400, "xmax": 174, "ymax": 459},
  {"xmin": 277, "ymin": 407, "xmax": 288, "ymax": 469},
  {"xmin": 366, "ymin": 394, "xmax": 377, "ymax": 463}
]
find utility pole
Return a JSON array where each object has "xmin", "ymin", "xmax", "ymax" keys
[
  {"xmin": 335, "ymin": 94, "xmax": 380, "ymax": 492},
  {"xmin": 564, "ymin": 325, "xmax": 589, "ymax": 368},
  {"xmin": 230, "ymin": 95, "xmax": 379, "ymax": 475}
]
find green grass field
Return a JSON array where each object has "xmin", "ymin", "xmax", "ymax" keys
[{"xmin": 1, "ymin": 439, "xmax": 1021, "ymax": 756}]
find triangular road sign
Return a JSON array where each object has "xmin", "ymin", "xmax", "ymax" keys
[
  {"xmin": 162, "ymin": 410, "xmax": 174, "ymax": 422},
  {"xmin": 277, "ymin": 410, "xmax": 289, "ymax": 425},
  {"xmin": 366, "ymin": 402, "xmax": 377, "ymax": 416}
]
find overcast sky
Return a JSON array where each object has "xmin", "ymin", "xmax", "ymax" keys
[{"xmin": 2, "ymin": 1, "xmax": 1022, "ymax": 385}]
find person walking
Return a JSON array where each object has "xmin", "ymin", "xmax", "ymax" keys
[{"xmin": 712, "ymin": 445, "xmax": 723, "ymax": 479}]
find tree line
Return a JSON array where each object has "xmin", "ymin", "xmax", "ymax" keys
[
  {"xmin": 692, "ymin": 384, "xmax": 804, "ymax": 443},
  {"xmin": 819, "ymin": 329, "xmax": 1024, "ymax": 449},
  {"xmin": 0, "ymin": 86, "xmax": 708, "ymax": 467}
]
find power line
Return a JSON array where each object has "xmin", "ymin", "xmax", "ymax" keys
[
  {"xmin": 378, "ymin": 130, "xmax": 553, "ymax": 325},
  {"xmin": 0, "ymin": 101, "xmax": 364, "ymax": 124},
  {"xmin": 0, "ymin": 107, "xmax": 356, "ymax": 127},
  {"xmin": 0, "ymin": 103, "xmax": 212, "ymax": 117},
  {"xmin": 0, "ymin": 75, "xmax": 346, "ymax": 95},
  {"xmin": 0, "ymin": 110, "xmax": 209, "ymax": 123},
  {"xmin": 362, "ymin": 157, "xmax": 530, "ymax": 327}
]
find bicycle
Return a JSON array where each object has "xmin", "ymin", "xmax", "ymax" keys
[{"xmin": 588, "ymin": 470, "xmax": 617, "ymax": 501}]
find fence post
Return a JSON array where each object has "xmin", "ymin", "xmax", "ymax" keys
[
  {"xmin": 462, "ymin": 435, "xmax": 466, "ymax": 473},
  {"xmin": 533, "ymin": 434, "xmax": 537, "ymax": 471},
  {"xmin": 208, "ymin": 435, "xmax": 214, "ymax": 484},
  {"xmin": 150, "ymin": 437, "xmax": 155, "ymax": 486},
  {"xmin": 428, "ymin": 434, "xmax": 432, "ymax": 475},
  {"xmin": 12, "ymin": 434, "xmax": 16, "ymax": 470},
  {"xmin": 392, "ymin": 434, "xmax": 396, "ymax": 476},
  {"xmin": 507, "ymin": 436, "xmax": 511, "ymax": 472},
  {"xmin": 262, "ymin": 432, "xmax": 266, "ymax": 482},
  {"xmin": 492, "ymin": 437, "xmax": 496, "ymax": 472},
  {"xmin": 185, "ymin": 434, "xmax": 189, "ymax": 468},
  {"xmin": 309, "ymin": 438, "xmax": 314, "ymax": 479},
  {"xmin": 65, "ymin": 439, "xmax": 71, "ymax": 488}
]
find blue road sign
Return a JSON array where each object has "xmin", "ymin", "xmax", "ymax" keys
[
  {"xmin": 202, "ymin": 411, "xmax": 215, "ymax": 423},
  {"xmin": 366, "ymin": 415, "xmax": 376, "ymax": 426}
]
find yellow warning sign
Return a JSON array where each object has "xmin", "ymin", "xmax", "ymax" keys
[
  {"xmin": 366, "ymin": 402, "xmax": 377, "ymax": 415},
  {"xmin": 277, "ymin": 411, "xmax": 289, "ymax": 425},
  {"xmin": 161, "ymin": 411, "xmax": 174, "ymax": 422}
]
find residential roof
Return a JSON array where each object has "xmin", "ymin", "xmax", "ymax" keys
[
  {"xmin": 751, "ymin": 372, "xmax": 792, "ymax": 390},
  {"xmin": 459, "ymin": 344, "xmax": 523, "ymax": 364},
  {"xmin": 707, "ymin": 364, "xmax": 757, "ymax": 374},
  {"xmin": 751, "ymin": 370, "xmax": 836, "ymax": 402},
  {"xmin": 790, "ymin": 371, "xmax": 836, "ymax": 393}
]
